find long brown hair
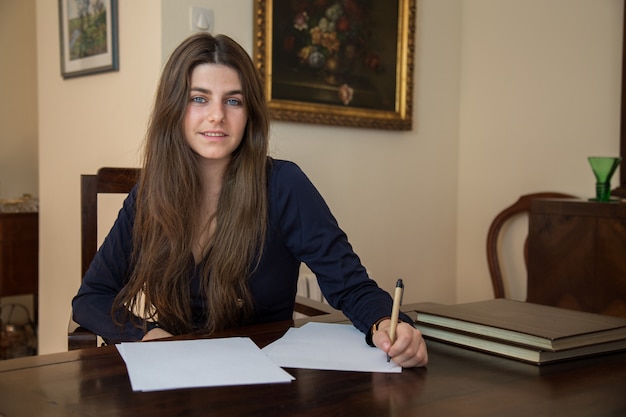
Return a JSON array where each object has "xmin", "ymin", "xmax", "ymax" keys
[{"xmin": 113, "ymin": 33, "xmax": 269, "ymax": 335}]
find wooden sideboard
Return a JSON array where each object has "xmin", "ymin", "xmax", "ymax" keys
[
  {"xmin": 0, "ymin": 212, "xmax": 38, "ymax": 301},
  {"xmin": 528, "ymin": 199, "xmax": 626, "ymax": 318}
]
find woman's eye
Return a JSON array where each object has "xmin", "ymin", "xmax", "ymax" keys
[
  {"xmin": 226, "ymin": 98, "xmax": 242, "ymax": 106},
  {"xmin": 191, "ymin": 96, "xmax": 206, "ymax": 103}
]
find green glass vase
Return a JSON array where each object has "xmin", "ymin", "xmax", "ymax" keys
[{"xmin": 588, "ymin": 156, "xmax": 622, "ymax": 202}]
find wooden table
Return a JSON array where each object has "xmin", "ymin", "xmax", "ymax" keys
[{"xmin": 1, "ymin": 305, "xmax": 626, "ymax": 417}]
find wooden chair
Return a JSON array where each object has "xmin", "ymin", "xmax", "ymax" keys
[
  {"xmin": 486, "ymin": 192, "xmax": 578, "ymax": 299},
  {"xmin": 68, "ymin": 167, "xmax": 141, "ymax": 350},
  {"xmin": 68, "ymin": 167, "xmax": 334, "ymax": 350}
]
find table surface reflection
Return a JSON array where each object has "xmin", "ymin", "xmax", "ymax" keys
[{"xmin": 1, "ymin": 305, "xmax": 626, "ymax": 417}]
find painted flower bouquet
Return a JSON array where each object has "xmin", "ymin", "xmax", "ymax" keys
[{"xmin": 281, "ymin": 0, "xmax": 384, "ymax": 105}]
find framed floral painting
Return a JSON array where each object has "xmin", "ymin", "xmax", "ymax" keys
[
  {"xmin": 58, "ymin": 0, "xmax": 119, "ymax": 79},
  {"xmin": 253, "ymin": 0, "xmax": 416, "ymax": 130}
]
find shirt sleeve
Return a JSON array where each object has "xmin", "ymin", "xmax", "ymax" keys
[
  {"xmin": 269, "ymin": 160, "xmax": 412, "ymax": 335},
  {"xmin": 71, "ymin": 187, "xmax": 155, "ymax": 343}
]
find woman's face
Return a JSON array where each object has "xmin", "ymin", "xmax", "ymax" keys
[{"xmin": 183, "ymin": 63, "xmax": 248, "ymax": 166}]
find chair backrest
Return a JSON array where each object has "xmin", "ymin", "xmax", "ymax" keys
[
  {"xmin": 81, "ymin": 167, "xmax": 141, "ymax": 277},
  {"xmin": 486, "ymin": 192, "xmax": 578, "ymax": 299}
]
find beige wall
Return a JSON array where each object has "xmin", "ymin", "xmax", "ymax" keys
[
  {"xmin": 36, "ymin": 0, "xmax": 162, "ymax": 354},
  {"xmin": 456, "ymin": 0, "xmax": 623, "ymax": 302},
  {"xmin": 31, "ymin": 0, "xmax": 623, "ymax": 354},
  {"xmin": 0, "ymin": 0, "xmax": 38, "ymax": 199},
  {"xmin": 0, "ymin": 0, "xmax": 38, "ymax": 322}
]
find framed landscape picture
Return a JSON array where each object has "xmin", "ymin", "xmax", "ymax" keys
[
  {"xmin": 253, "ymin": 0, "xmax": 416, "ymax": 130},
  {"xmin": 58, "ymin": 0, "xmax": 119, "ymax": 79}
]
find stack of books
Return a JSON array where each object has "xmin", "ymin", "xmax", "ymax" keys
[{"xmin": 413, "ymin": 299, "xmax": 626, "ymax": 365}]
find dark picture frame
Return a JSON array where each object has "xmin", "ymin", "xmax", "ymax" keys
[
  {"xmin": 253, "ymin": 0, "xmax": 416, "ymax": 130},
  {"xmin": 58, "ymin": 0, "xmax": 119, "ymax": 79},
  {"xmin": 616, "ymin": 2, "xmax": 626, "ymax": 197}
]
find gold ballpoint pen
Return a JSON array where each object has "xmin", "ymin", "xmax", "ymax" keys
[{"xmin": 387, "ymin": 279, "xmax": 404, "ymax": 362}]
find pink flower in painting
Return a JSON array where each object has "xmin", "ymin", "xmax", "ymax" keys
[
  {"xmin": 338, "ymin": 83, "xmax": 354, "ymax": 105},
  {"xmin": 294, "ymin": 12, "xmax": 309, "ymax": 31}
]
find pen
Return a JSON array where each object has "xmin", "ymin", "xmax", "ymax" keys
[{"xmin": 387, "ymin": 278, "xmax": 404, "ymax": 363}]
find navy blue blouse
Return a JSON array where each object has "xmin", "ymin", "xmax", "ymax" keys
[{"xmin": 72, "ymin": 160, "xmax": 408, "ymax": 342}]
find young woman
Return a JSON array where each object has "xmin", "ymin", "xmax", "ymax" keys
[{"xmin": 72, "ymin": 33, "xmax": 427, "ymax": 367}]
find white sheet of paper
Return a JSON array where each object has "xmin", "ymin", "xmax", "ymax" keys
[
  {"xmin": 262, "ymin": 322, "xmax": 401, "ymax": 373},
  {"xmin": 116, "ymin": 337, "xmax": 294, "ymax": 392}
]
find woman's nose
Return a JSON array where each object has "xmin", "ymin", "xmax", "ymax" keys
[{"xmin": 207, "ymin": 102, "xmax": 224, "ymax": 123}]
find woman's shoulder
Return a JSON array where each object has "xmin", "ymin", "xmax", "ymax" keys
[
  {"xmin": 269, "ymin": 158, "xmax": 300, "ymax": 173},
  {"xmin": 268, "ymin": 157, "xmax": 320, "ymax": 194},
  {"xmin": 268, "ymin": 158, "xmax": 307, "ymax": 183}
]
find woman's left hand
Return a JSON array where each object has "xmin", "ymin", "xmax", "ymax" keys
[
  {"xmin": 372, "ymin": 319, "xmax": 428, "ymax": 368},
  {"xmin": 142, "ymin": 327, "xmax": 174, "ymax": 341}
]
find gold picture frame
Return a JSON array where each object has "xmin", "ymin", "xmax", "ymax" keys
[{"xmin": 253, "ymin": 0, "xmax": 416, "ymax": 130}]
